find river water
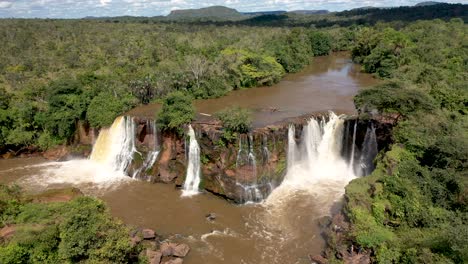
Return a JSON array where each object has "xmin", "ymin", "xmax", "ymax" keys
[
  {"xmin": 0, "ymin": 53, "xmax": 377, "ymax": 264},
  {"xmin": 128, "ymin": 52, "xmax": 378, "ymax": 127}
]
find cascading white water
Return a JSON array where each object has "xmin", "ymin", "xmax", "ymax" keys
[
  {"xmin": 18, "ymin": 116, "xmax": 137, "ymax": 193},
  {"xmin": 348, "ymin": 120, "xmax": 358, "ymax": 176},
  {"xmin": 132, "ymin": 120, "xmax": 160, "ymax": 179},
  {"xmin": 265, "ymin": 112, "xmax": 356, "ymax": 215},
  {"xmin": 90, "ymin": 116, "xmax": 137, "ymax": 173},
  {"xmin": 287, "ymin": 125, "xmax": 297, "ymax": 170},
  {"xmin": 359, "ymin": 124, "xmax": 378, "ymax": 176},
  {"xmin": 262, "ymin": 135, "xmax": 270, "ymax": 163},
  {"xmin": 182, "ymin": 125, "xmax": 201, "ymax": 196},
  {"xmin": 234, "ymin": 134, "xmax": 264, "ymax": 203}
]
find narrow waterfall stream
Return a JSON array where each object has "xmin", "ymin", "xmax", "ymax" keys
[
  {"xmin": 348, "ymin": 120, "xmax": 358, "ymax": 175},
  {"xmin": 359, "ymin": 123, "xmax": 378, "ymax": 176},
  {"xmin": 182, "ymin": 125, "xmax": 202, "ymax": 196},
  {"xmin": 132, "ymin": 120, "xmax": 160, "ymax": 179}
]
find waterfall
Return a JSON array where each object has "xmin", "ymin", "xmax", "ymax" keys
[
  {"xmin": 132, "ymin": 120, "xmax": 159, "ymax": 179},
  {"xmin": 348, "ymin": 120, "xmax": 358, "ymax": 176},
  {"xmin": 359, "ymin": 124, "xmax": 378, "ymax": 176},
  {"xmin": 182, "ymin": 125, "xmax": 201, "ymax": 196},
  {"xmin": 266, "ymin": 112, "xmax": 355, "ymax": 214},
  {"xmin": 90, "ymin": 116, "xmax": 136, "ymax": 174},
  {"xmin": 235, "ymin": 134, "xmax": 263, "ymax": 203},
  {"xmin": 262, "ymin": 135, "xmax": 270, "ymax": 165},
  {"xmin": 287, "ymin": 125, "xmax": 297, "ymax": 170},
  {"xmin": 247, "ymin": 133, "xmax": 257, "ymax": 173}
]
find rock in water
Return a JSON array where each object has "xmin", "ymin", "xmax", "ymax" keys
[
  {"xmin": 160, "ymin": 242, "xmax": 175, "ymax": 256},
  {"xmin": 143, "ymin": 228, "xmax": 156, "ymax": 239},
  {"xmin": 159, "ymin": 242, "xmax": 190, "ymax": 258},
  {"xmin": 173, "ymin": 243, "xmax": 190, "ymax": 257},
  {"xmin": 146, "ymin": 249, "xmax": 162, "ymax": 264},
  {"xmin": 205, "ymin": 213, "xmax": 216, "ymax": 221}
]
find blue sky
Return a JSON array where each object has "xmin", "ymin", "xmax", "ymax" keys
[{"xmin": 0, "ymin": 0, "xmax": 465, "ymax": 18}]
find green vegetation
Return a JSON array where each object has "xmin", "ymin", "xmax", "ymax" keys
[
  {"xmin": 215, "ymin": 106, "xmax": 252, "ymax": 134},
  {"xmin": 346, "ymin": 18, "xmax": 467, "ymax": 263},
  {"xmin": 0, "ymin": 185, "xmax": 139, "ymax": 263},
  {"xmin": 0, "ymin": 18, "xmax": 336, "ymax": 153},
  {"xmin": 157, "ymin": 91, "xmax": 195, "ymax": 132},
  {"xmin": 0, "ymin": 7, "xmax": 466, "ymax": 263}
]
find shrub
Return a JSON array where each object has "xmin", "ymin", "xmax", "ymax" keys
[
  {"xmin": 309, "ymin": 31, "xmax": 332, "ymax": 56},
  {"xmin": 157, "ymin": 91, "xmax": 195, "ymax": 132},
  {"xmin": 0, "ymin": 187, "xmax": 136, "ymax": 264},
  {"xmin": 215, "ymin": 106, "xmax": 252, "ymax": 133},
  {"xmin": 87, "ymin": 92, "xmax": 137, "ymax": 128}
]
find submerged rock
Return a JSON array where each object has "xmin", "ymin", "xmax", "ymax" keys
[
  {"xmin": 30, "ymin": 188, "xmax": 83, "ymax": 203},
  {"xmin": 205, "ymin": 213, "xmax": 216, "ymax": 221},
  {"xmin": 162, "ymin": 258, "xmax": 183, "ymax": 264}
]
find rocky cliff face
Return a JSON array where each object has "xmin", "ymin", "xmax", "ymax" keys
[
  {"xmin": 71, "ymin": 114, "xmax": 392, "ymax": 203},
  {"xmin": 131, "ymin": 119, "xmax": 289, "ymax": 203}
]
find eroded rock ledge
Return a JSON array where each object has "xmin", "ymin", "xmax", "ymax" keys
[{"xmin": 55, "ymin": 113, "xmax": 393, "ymax": 203}]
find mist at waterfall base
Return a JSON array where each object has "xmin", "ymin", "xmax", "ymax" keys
[
  {"xmin": 18, "ymin": 116, "xmax": 160, "ymax": 193},
  {"xmin": 265, "ymin": 113, "xmax": 354, "ymax": 213}
]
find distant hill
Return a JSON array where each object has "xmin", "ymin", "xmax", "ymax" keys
[
  {"xmin": 289, "ymin": 10, "xmax": 329, "ymax": 15},
  {"xmin": 337, "ymin": 3, "xmax": 467, "ymax": 22},
  {"xmin": 167, "ymin": 6, "xmax": 242, "ymax": 20},
  {"xmin": 415, "ymin": 1, "xmax": 443, "ymax": 6},
  {"xmin": 241, "ymin": 11, "xmax": 286, "ymax": 16},
  {"xmin": 350, "ymin": 6, "xmax": 380, "ymax": 10}
]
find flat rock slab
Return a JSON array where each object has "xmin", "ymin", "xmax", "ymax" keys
[
  {"xmin": 143, "ymin": 228, "xmax": 156, "ymax": 239},
  {"xmin": 146, "ymin": 249, "xmax": 162, "ymax": 264},
  {"xmin": 160, "ymin": 242, "xmax": 190, "ymax": 257},
  {"xmin": 173, "ymin": 243, "xmax": 190, "ymax": 257}
]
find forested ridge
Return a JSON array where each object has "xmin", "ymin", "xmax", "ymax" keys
[{"xmin": 0, "ymin": 5, "xmax": 467, "ymax": 263}]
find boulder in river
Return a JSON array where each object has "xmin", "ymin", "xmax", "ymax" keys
[
  {"xmin": 205, "ymin": 213, "xmax": 216, "ymax": 221},
  {"xmin": 146, "ymin": 249, "xmax": 162, "ymax": 264},
  {"xmin": 172, "ymin": 243, "xmax": 190, "ymax": 257},
  {"xmin": 143, "ymin": 228, "xmax": 156, "ymax": 239},
  {"xmin": 160, "ymin": 242, "xmax": 175, "ymax": 256},
  {"xmin": 160, "ymin": 242, "xmax": 190, "ymax": 258}
]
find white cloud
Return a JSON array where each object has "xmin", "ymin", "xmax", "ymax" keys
[
  {"xmin": 0, "ymin": 1, "xmax": 13, "ymax": 8},
  {"xmin": 100, "ymin": 0, "xmax": 112, "ymax": 6},
  {"xmin": 0, "ymin": 0, "xmax": 465, "ymax": 18}
]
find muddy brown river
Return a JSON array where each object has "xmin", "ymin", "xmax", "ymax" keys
[
  {"xmin": 0, "ymin": 53, "xmax": 377, "ymax": 264},
  {"xmin": 128, "ymin": 52, "xmax": 378, "ymax": 127}
]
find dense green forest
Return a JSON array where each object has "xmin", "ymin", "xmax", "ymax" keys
[
  {"xmin": 0, "ymin": 19, "xmax": 335, "ymax": 153},
  {"xmin": 0, "ymin": 4, "xmax": 467, "ymax": 263},
  {"xmin": 345, "ymin": 18, "xmax": 467, "ymax": 263}
]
